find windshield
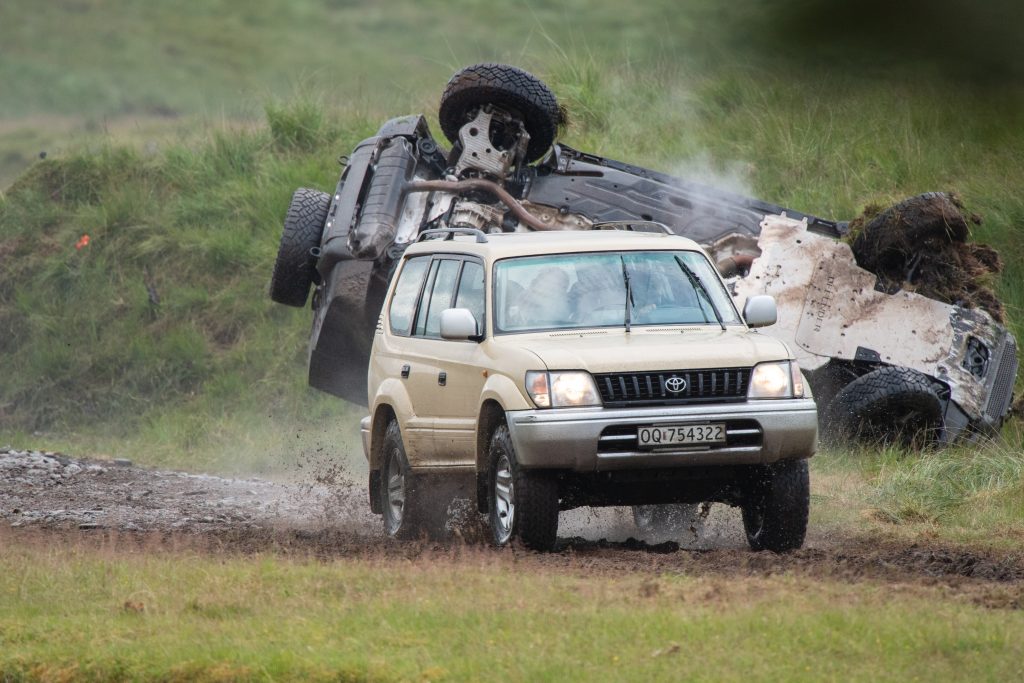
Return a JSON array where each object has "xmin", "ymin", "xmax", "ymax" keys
[{"xmin": 493, "ymin": 250, "xmax": 741, "ymax": 333}]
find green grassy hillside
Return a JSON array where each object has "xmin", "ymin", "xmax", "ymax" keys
[{"xmin": 1, "ymin": 1, "xmax": 1023, "ymax": 477}]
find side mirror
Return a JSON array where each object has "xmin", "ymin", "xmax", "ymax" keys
[
  {"xmin": 440, "ymin": 308, "xmax": 481, "ymax": 340},
  {"xmin": 743, "ymin": 295, "xmax": 777, "ymax": 328}
]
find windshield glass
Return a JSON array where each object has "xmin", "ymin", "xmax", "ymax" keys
[{"xmin": 493, "ymin": 250, "xmax": 741, "ymax": 333}]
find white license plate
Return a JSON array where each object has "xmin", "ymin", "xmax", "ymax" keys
[{"xmin": 637, "ymin": 423, "xmax": 726, "ymax": 448}]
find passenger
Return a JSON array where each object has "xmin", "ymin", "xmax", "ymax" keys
[
  {"xmin": 570, "ymin": 264, "xmax": 624, "ymax": 324},
  {"xmin": 522, "ymin": 267, "xmax": 571, "ymax": 325}
]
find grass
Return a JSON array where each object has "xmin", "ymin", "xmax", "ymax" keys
[
  {"xmin": 808, "ymin": 430, "xmax": 1024, "ymax": 547},
  {"xmin": 1, "ymin": 534, "xmax": 1022, "ymax": 682}
]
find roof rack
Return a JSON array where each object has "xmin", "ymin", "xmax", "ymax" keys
[
  {"xmin": 593, "ymin": 221, "xmax": 673, "ymax": 234},
  {"xmin": 416, "ymin": 227, "xmax": 489, "ymax": 243}
]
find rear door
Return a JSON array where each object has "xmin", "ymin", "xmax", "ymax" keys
[{"xmin": 403, "ymin": 255, "xmax": 487, "ymax": 468}]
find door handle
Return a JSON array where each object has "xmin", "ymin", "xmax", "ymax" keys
[
  {"xmin": 400, "ymin": 364, "xmax": 410, "ymax": 379},
  {"xmin": 438, "ymin": 371, "xmax": 447, "ymax": 386}
]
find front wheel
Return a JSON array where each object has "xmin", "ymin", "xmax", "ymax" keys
[
  {"xmin": 488, "ymin": 424, "xmax": 559, "ymax": 551},
  {"xmin": 740, "ymin": 459, "xmax": 809, "ymax": 553}
]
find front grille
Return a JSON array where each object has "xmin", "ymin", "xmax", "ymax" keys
[
  {"xmin": 985, "ymin": 337, "xmax": 1018, "ymax": 421},
  {"xmin": 597, "ymin": 420, "xmax": 763, "ymax": 453},
  {"xmin": 594, "ymin": 367, "xmax": 751, "ymax": 407}
]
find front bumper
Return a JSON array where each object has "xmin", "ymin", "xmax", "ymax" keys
[{"xmin": 505, "ymin": 399, "xmax": 818, "ymax": 471}]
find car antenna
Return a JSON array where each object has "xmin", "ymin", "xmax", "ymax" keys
[
  {"xmin": 620, "ymin": 255, "xmax": 633, "ymax": 333},
  {"xmin": 674, "ymin": 255, "xmax": 726, "ymax": 331}
]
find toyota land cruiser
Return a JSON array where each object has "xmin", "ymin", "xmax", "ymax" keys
[{"xmin": 360, "ymin": 226, "xmax": 818, "ymax": 551}]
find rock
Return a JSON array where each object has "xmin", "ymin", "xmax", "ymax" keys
[
  {"xmin": 64, "ymin": 464, "xmax": 83, "ymax": 477},
  {"xmin": 113, "ymin": 459, "xmax": 133, "ymax": 467}
]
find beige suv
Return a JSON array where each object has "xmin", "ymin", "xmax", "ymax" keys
[{"xmin": 361, "ymin": 227, "xmax": 818, "ymax": 552}]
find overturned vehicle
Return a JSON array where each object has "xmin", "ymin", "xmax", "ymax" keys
[{"xmin": 270, "ymin": 63, "xmax": 1017, "ymax": 446}]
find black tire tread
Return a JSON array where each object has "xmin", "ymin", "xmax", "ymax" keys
[
  {"xmin": 741, "ymin": 459, "xmax": 810, "ymax": 553},
  {"xmin": 270, "ymin": 188, "xmax": 329, "ymax": 307},
  {"xmin": 381, "ymin": 420, "xmax": 437, "ymax": 540},
  {"xmin": 439, "ymin": 63, "xmax": 561, "ymax": 163},
  {"xmin": 489, "ymin": 424, "xmax": 559, "ymax": 551},
  {"xmin": 823, "ymin": 366, "xmax": 943, "ymax": 446}
]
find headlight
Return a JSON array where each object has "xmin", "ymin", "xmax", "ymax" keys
[
  {"xmin": 525, "ymin": 371, "xmax": 602, "ymax": 408},
  {"xmin": 748, "ymin": 361, "xmax": 805, "ymax": 399}
]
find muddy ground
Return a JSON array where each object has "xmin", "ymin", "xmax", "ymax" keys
[{"xmin": 2, "ymin": 447, "xmax": 1022, "ymax": 609}]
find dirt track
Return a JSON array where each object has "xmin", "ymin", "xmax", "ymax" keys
[{"xmin": 2, "ymin": 447, "xmax": 1022, "ymax": 608}]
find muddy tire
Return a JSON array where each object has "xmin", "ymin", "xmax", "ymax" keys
[
  {"xmin": 380, "ymin": 420, "xmax": 438, "ymax": 540},
  {"xmin": 270, "ymin": 188, "xmax": 330, "ymax": 307},
  {"xmin": 632, "ymin": 504, "xmax": 706, "ymax": 540},
  {"xmin": 823, "ymin": 366, "xmax": 943, "ymax": 448},
  {"xmin": 741, "ymin": 459, "xmax": 810, "ymax": 553},
  {"xmin": 439, "ymin": 63, "xmax": 561, "ymax": 163},
  {"xmin": 488, "ymin": 423, "xmax": 559, "ymax": 551}
]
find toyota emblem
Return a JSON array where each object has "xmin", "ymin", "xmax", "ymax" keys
[{"xmin": 665, "ymin": 376, "xmax": 687, "ymax": 393}]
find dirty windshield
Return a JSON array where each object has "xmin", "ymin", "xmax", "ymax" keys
[{"xmin": 493, "ymin": 250, "xmax": 740, "ymax": 333}]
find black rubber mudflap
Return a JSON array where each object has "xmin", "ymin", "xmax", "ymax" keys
[{"xmin": 308, "ymin": 260, "xmax": 390, "ymax": 406}]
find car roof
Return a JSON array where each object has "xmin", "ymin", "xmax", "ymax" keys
[{"xmin": 402, "ymin": 229, "xmax": 704, "ymax": 260}]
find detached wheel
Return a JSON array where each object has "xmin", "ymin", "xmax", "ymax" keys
[
  {"xmin": 439, "ymin": 63, "xmax": 562, "ymax": 163},
  {"xmin": 380, "ymin": 420, "xmax": 437, "ymax": 540},
  {"xmin": 823, "ymin": 366, "xmax": 943, "ymax": 448},
  {"xmin": 632, "ymin": 504, "xmax": 706, "ymax": 540},
  {"xmin": 741, "ymin": 459, "xmax": 810, "ymax": 553},
  {"xmin": 269, "ymin": 188, "xmax": 329, "ymax": 307},
  {"xmin": 488, "ymin": 424, "xmax": 559, "ymax": 551}
]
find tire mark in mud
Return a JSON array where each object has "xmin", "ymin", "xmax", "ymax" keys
[{"xmin": 2, "ymin": 447, "xmax": 1021, "ymax": 609}]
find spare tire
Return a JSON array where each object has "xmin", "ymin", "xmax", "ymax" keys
[
  {"xmin": 439, "ymin": 63, "xmax": 561, "ymax": 163},
  {"xmin": 823, "ymin": 366, "xmax": 944, "ymax": 448},
  {"xmin": 270, "ymin": 188, "xmax": 330, "ymax": 307}
]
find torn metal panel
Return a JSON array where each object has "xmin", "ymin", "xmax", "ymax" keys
[{"xmin": 731, "ymin": 215, "xmax": 1013, "ymax": 426}]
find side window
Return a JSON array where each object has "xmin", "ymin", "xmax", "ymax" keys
[
  {"xmin": 388, "ymin": 256, "xmax": 429, "ymax": 335},
  {"xmin": 414, "ymin": 258, "xmax": 460, "ymax": 337},
  {"xmin": 454, "ymin": 261, "xmax": 485, "ymax": 330}
]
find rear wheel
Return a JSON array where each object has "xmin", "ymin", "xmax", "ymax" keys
[
  {"xmin": 269, "ymin": 188, "xmax": 329, "ymax": 307},
  {"xmin": 439, "ymin": 63, "xmax": 562, "ymax": 163},
  {"xmin": 488, "ymin": 424, "xmax": 559, "ymax": 551},
  {"xmin": 741, "ymin": 459, "xmax": 809, "ymax": 553},
  {"xmin": 380, "ymin": 420, "xmax": 437, "ymax": 540},
  {"xmin": 823, "ymin": 366, "xmax": 943, "ymax": 448}
]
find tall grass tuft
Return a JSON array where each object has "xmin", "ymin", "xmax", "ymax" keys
[
  {"xmin": 871, "ymin": 440, "xmax": 1024, "ymax": 526},
  {"xmin": 266, "ymin": 96, "xmax": 338, "ymax": 153}
]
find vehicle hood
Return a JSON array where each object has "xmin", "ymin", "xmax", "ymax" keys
[{"xmin": 493, "ymin": 327, "xmax": 791, "ymax": 373}]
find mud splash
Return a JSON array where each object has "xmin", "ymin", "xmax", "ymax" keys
[{"xmin": 2, "ymin": 447, "xmax": 1022, "ymax": 610}]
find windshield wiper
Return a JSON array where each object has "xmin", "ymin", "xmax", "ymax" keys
[
  {"xmin": 674, "ymin": 255, "xmax": 726, "ymax": 331},
  {"xmin": 620, "ymin": 256, "xmax": 633, "ymax": 333}
]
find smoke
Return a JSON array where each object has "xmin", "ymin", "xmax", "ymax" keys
[{"xmin": 667, "ymin": 151, "xmax": 756, "ymax": 199}]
